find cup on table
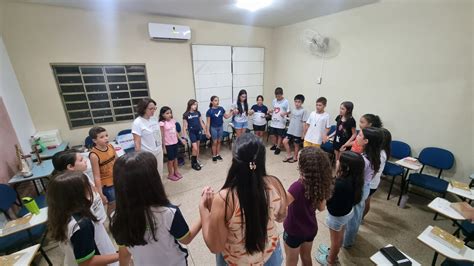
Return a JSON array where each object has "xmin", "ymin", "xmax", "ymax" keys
[{"xmin": 22, "ymin": 197, "xmax": 40, "ymax": 215}]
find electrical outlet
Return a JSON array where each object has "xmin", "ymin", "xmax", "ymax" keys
[{"xmin": 317, "ymin": 77, "xmax": 322, "ymax": 84}]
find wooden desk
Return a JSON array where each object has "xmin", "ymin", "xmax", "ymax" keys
[
  {"xmin": 9, "ymin": 160, "xmax": 54, "ymax": 196},
  {"xmin": 370, "ymin": 244, "xmax": 420, "ymax": 265},
  {"xmin": 395, "ymin": 157, "xmax": 423, "ymax": 206},
  {"xmin": 417, "ymin": 225, "xmax": 474, "ymax": 266},
  {"xmin": 0, "ymin": 244, "xmax": 40, "ymax": 265},
  {"xmin": 0, "ymin": 207, "xmax": 48, "ymax": 237},
  {"xmin": 31, "ymin": 141, "xmax": 69, "ymax": 161},
  {"xmin": 447, "ymin": 184, "xmax": 474, "ymax": 201}
]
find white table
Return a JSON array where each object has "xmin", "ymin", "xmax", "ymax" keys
[
  {"xmin": 395, "ymin": 157, "xmax": 423, "ymax": 206},
  {"xmin": 0, "ymin": 207, "xmax": 48, "ymax": 237},
  {"xmin": 447, "ymin": 184, "xmax": 474, "ymax": 201},
  {"xmin": 417, "ymin": 225, "xmax": 474, "ymax": 266},
  {"xmin": 428, "ymin": 197, "xmax": 466, "ymax": 221},
  {"xmin": 370, "ymin": 244, "xmax": 420, "ymax": 265},
  {"xmin": 0, "ymin": 244, "xmax": 40, "ymax": 265}
]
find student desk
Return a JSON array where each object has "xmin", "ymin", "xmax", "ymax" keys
[
  {"xmin": 0, "ymin": 244, "xmax": 40, "ymax": 265},
  {"xmin": 8, "ymin": 160, "xmax": 54, "ymax": 196},
  {"xmin": 417, "ymin": 225, "xmax": 474, "ymax": 266},
  {"xmin": 0, "ymin": 208, "xmax": 48, "ymax": 237},
  {"xmin": 370, "ymin": 244, "xmax": 420, "ymax": 265},
  {"xmin": 447, "ymin": 184, "xmax": 474, "ymax": 202},
  {"xmin": 31, "ymin": 141, "xmax": 69, "ymax": 161},
  {"xmin": 395, "ymin": 157, "xmax": 422, "ymax": 206},
  {"xmin": 428, "ymin": 197, "xmax": 466, "ymax": 221}
]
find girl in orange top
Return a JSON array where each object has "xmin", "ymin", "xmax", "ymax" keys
[
  {"xmin": 199, "ymin": 133, "xmax": 288, "ymax": 265},
  {"xmin": 350, "ymin": 114, "xmax": 383, "ymax": 153}
]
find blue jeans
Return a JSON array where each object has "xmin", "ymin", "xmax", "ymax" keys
[
  {"xmin": 343, "ymin": 182, "xmax": 370, "ymax": 247},
  {"xmin": 102, "ymin": 185, "xmax": 115, "ymax": 202},
  {"xmin": 216, "ymin": 242, "xmax": 283, "ymax": 266}
]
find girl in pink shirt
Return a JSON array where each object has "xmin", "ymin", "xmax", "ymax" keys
[{"xmin": 159, "ymin": 106, "xmax": 187, "ymax": 181}]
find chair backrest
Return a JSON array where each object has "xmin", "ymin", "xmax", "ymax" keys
[
  {"xmin": 328, "ymin": 125, "xmax": 336, "ymax": 135},
  {"xmin": 418, "ymin": 147, "xmax": 454, "ymax": 170},
  {"xmin": 116, "ymin": 129, "xmax": 134, "ymax": 150},
  {"xmin": 84, "ymin": 136, "xmax": 94, "ymax": 149},
  {"xmin": 175, "ymin": 122, "xmax": 182, "ymax": 133},
  {"xmin": 391, "ymin": 140, "xmax": 411, "ymax": 159},
  {"xmin": 0, "ymin": 184, "xmax": 17, "ymax": 213}
]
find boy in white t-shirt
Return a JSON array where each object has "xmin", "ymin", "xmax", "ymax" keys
[
  {"xmin": 302, "ymin": 97, "xmax": 330, "ymax": 148},
  {"xmin": 269, "ymin": 87, "xmax": 290, "ymax": 155}
]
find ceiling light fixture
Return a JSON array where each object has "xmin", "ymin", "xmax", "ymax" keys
[{"xmin": 235, "ymin": 0, "xmax": 272, "ymax": 12}]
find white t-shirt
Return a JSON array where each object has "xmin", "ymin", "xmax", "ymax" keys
[
  {"xmin": 304, "ymin": 111, "xmax": 330, "ymax": 144},
  {"xmin": 271, "ymin": 98, "xmax": 290, "ymax": 129},
  {"xmin": 125, "ymin": 205, "xmax": 190, "ymax": 265},
  {"xmin": 132, "ymin": 116, "xmax": 163, "ymax": 154},
  {"xmin": 83, "ymin": 170, "xmax": 107, "ymax": 224},
  {"xmin": 61, "ymin": 215, "xmax": 117, "ymax": 266},
  {"xmin": 370, "ymin": 150, "xmax": 387, "ymax": 189},
  {"xmin": 232, "ymin": 104, "xmax": 248, "ymax": 123}
]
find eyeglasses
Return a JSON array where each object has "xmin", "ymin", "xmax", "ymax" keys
[{"xmin": 147, "ymin": 107, "xmax": 157, "ymax": 111}]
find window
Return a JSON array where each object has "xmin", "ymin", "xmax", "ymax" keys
[{"xmin": 52, "ymin": 64, "xmax": 150, "ymax": 129}]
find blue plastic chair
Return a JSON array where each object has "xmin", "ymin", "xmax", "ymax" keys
[
  {"xmin": 0, "ymin": 185, "xmax": 51, "ymax": 264},
  {"xmin": 407, "ymin": 147, "xmax": 454, "ymax": 199},
  {"xmin": 320, "ymin": 125, "xmax": 337, "ymax": 154},
  {"xmin": 175, "ymin": 122, "xmax": 191, "ymax": 160},
  {"xmin": 384, "ymin": 140, "xmax": 411, "ymax": 200},
  {"xmin": 84, "ymin": 136, "xmax": 94, "ymax": 149}
]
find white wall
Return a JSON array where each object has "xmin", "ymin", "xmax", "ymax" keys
[
  {"xmin": 0, "ymin": 0, "xmax": 35, "ymax": 153},
  {"xmin": 271, "ymin": 0, "xmax": 473, "ymax": 179},
  {"xmin": 2, "ymin": 2, "xmax": 274, "ymax": 146}
]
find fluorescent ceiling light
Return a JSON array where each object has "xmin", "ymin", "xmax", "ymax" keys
[{"xmin": 236, "ymin": 0, "xmax": 272, "ymax": 12}]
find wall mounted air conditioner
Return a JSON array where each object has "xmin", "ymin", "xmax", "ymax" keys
[{"xmin": 148, "ymin": 23, "xmax": 191, "ymax": 41}]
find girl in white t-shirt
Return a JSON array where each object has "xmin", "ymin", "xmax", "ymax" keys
[
  {"xmin": 110, "ymin": 151, "xmax": 202, "ymax": 265},
  {"xmin": 47, "ymin": 171, "xmax": 118, "ymax": 266}
]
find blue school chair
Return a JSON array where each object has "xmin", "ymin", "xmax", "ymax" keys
[
  {"xmin": 175, "ymin": 122, "xmax": 191, "ymax": 160},
  {"xmin": 406, "ymin": 147, "xmax": 454, "ymax": 203},
  {"xmin": 84, "ymin": 136, "xmax": 94, "ymax": 149},
  {"xmin": 384, "ymin": 140, "xmax": 411, "ymax": 200},
  {"xmin": 320, "ymin": 125, "xmax": 336, "ymax": 154},
  {"xmin": 0, "ymin": 184, "xmax": 51, "ymax": 264}
]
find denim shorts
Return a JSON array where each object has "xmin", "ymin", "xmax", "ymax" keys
[
  {"xmin": 210, "ymin": 126, "xmax": 224, "ymax": 140},
  {"xmin": 216, "ymin": 241, "xmax": 283, "ymax": 266},
  {"xmin": 326, "ymin": 209, "xmax": 354, "ymax": 231},
  {"xmin": 233, "ymin": 121, "xmax": 248, "ymax": 129},
  {"xmin": 102, "ymin": 185, "xmax": 115, "ymax": 202}
]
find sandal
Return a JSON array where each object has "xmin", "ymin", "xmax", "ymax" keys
[
  {"xmin": 283, "ymin": 157, "xmax": 293, "ymax": 162},
  {"xmin": 288, "ymin": 158, "xmax": 297, "ymax": 163}
]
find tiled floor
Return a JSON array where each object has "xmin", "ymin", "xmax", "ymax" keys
[{"xmin": 36, "ymin": 143, "xmax": 466, "ymax": 265}]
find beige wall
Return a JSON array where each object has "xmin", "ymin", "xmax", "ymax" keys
[
  {"xmin": 2, "ymin": 2, "xmax": 273, "ymax": 146},
  {"xmin": 270, "ymin": 0, "xmax": 473, "ymax": 179}
]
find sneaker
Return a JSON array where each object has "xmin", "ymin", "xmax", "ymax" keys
[
  {"xmin": 167, "ymin": 175, "xmax": 180, "ymax": 181},
  {"xmin": 270, "ymin": 145, "xmax": 277, "ymax": 150},
  {"xmin": 192, "ymin": 163, "xmax": 201, "ymax": 171},
  {"xmin": 318, "ymin": 244, "xmax": 330, "ymax": 255},
  {"xmin": 197, "ymin": 160, "xmax": 204, "ymax": 167},
  {"xmin": 174, "ymin": 172, "xmax": 183, "ymax": 179},
  {"xmin": 274, "ymin": 148, "xmax": 281, "ymax": 155},
  {"xmin": 216, "ymin": 155, "xmax": 223, "ymax": 161},
  {"xmin": 212, "ymin": 156, "xmax": 218, "ymax": 162},
  {"xmin": 315, "ymin": 254, "xmax": 331, "ymax": 265}
]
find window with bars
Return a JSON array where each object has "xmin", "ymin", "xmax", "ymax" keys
[{"xmin": 52, "ymin": 64, "xmax": 150, "ymax": 129}]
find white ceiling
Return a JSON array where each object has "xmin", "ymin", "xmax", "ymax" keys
[{"xmin": 16, "ymin": 0, "xmax": 378, "ymax": 28}]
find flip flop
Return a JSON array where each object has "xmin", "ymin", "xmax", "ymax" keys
[
  {"xmin": 282, "ymin": 157, "xmax": 293, "ymax": 162},
  {"xmin": 288, "ymin": 158, "xmax": 297, "ymax": 163}
]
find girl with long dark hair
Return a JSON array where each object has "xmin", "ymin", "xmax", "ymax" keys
[
  {"xmin": 110, "ymin": 151, "xmax": 201, "ymax": 265},
  {"xmin": 199, "ymin": 133, "xmax": 287, "ymax": 265}
]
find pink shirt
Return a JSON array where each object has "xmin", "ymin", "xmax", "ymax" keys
[{"xmin": 159, "ymin": 119, "xmax": 178, "ymax": 146}]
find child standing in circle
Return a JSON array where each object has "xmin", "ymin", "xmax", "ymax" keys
[
  {"xmin": 206, "ymin": 96, "xmax": 233, "ymax": 162},
  {"xmin": 283, "ymin": 147, "xmax": 333, "ymax": 266},
  {"xmin": 251, "ymin": 95, "xmax": 269, "ymax": 139},
  {"xmin": 183, "ymin": 99, "xmax": 207, "ymax": 171},
  {"xmin": 159, "ymin": 106, "xmax": 187, "ymax": 181}
]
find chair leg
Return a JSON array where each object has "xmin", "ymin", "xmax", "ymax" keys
[
  {"xmin": 39, "ymin": 247, "xmax": 52, "ymax": 266},
  {"xmin": 433, "ymin": 213, "xmax": 439, "ymax": 221},
  {"xmin": 387, "ymin": 175, "xmax": 395, "ymax": 200}
]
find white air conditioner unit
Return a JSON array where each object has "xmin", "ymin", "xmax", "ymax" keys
[{"xmin": 148, "ymin": 23, "xmax": 191, "ymax": 41}]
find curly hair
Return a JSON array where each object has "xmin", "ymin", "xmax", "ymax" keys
[{"xmin": 298, "ymin": 147, "xmax": 334, "ymax": 209}]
